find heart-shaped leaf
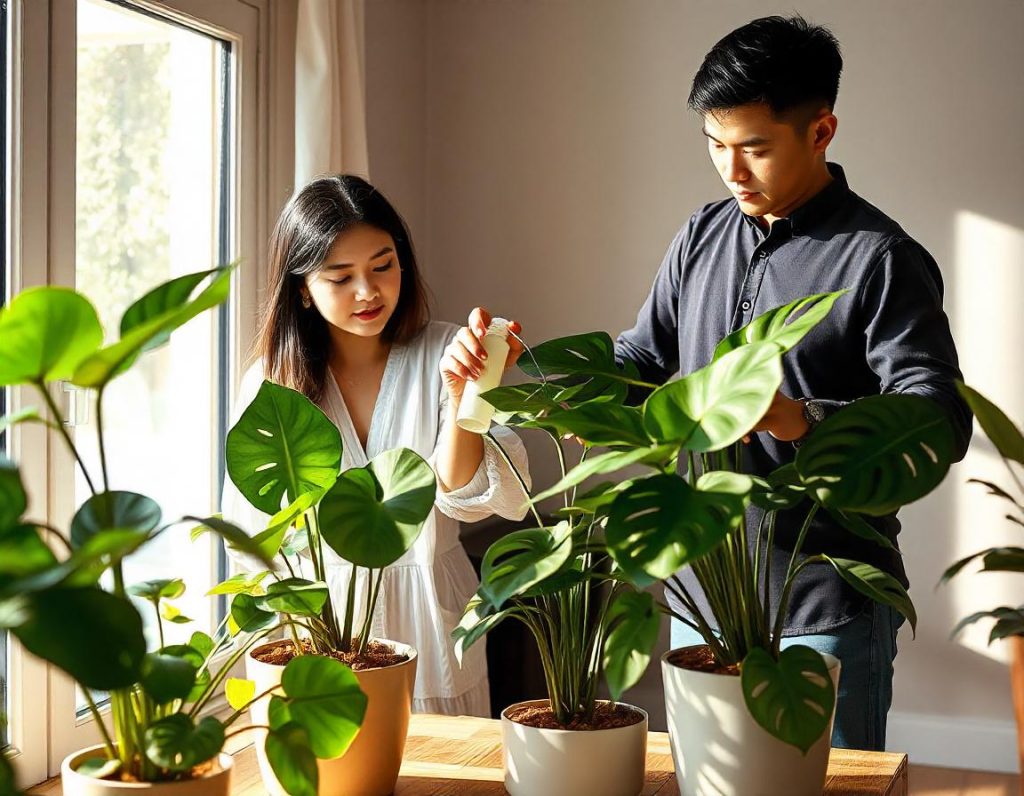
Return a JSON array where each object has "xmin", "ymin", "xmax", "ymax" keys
[
  {"xmin": 128, "ymin": 578, "xmax": 186, "ymax": 601},
  {"xmin": 713, "ymin": 291, "xmax": 846, "ymax": 360},
  {"xmin": 270, "ymin": 654, "xmax": 367, "ymax": 759},
  {"xmin": 159, "ymin": 643, "xmax": 209, "ymax": 703},
  {"xmin": 226, "ymin": 381, "xmax": 342, "ymax": 515},
  {"xmin": 741, "ymin": 645, "xmax": 835, "ymax": 754},
  {"xmin": 605, "ymin": 474, "xmax": 743, "ymax": 587},
  {"xmin": 0, "ymin": 287, "xmax": 103, "ymax": 385},
  {"xmin": 141, "ymin": 652, "xmax": 198, "ymax": 704},
  {"xmin": 319, "ymin": 448, "xmax": 435, "ymax": 568},
  {"xmin": 795, "ymin": 394, "xmax": 955, "ymax": 516},
  {"xmin": 256, "ymin": 578, "xmax": 329, "ymax": 618},
  {"xmin": 603, "ymin": 590, "xmax": 660, "ymax": 700},
  {"xmin": 822, "ymin": 555, "xmax": 917, "ymax": 635},
  {"xmin": 265, "ymin": 722, "xmax": 317, "ymax": 796},
  {"xmin": 229, "ymin": 593, "xmax": 277, "ymax": 635},
  {"xmin": 207, "ymin": 571, "xmax": 271, "ymax": 597},
  {"xmin": 478, "ymin": 522, "xmax": 573, "ymax": 609},
  {"xmin": 70, "ymin": 491, "xmax": 161, "ymax": 549},
  {"xmin": 226, "ymin": 677, "xmax": 257, "ymax": 711},
  {"xmin": 957, "ymin": 383, "xmax": 1023, "ymax": 465},
  {"xmin": 144, "ymin": 714, "xmax": 224, "ymax": 771},
  {"xmin": 643, "ymin": 342, "xmax": 782, "ymax": 451}
]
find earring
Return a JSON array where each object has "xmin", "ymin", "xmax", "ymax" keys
[{"xmin": 301, "ymin": 294, "xmax": 312, "ymax": 309}]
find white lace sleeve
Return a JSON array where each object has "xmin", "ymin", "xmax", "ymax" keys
[{"xmin": 431, "ymin": 392, "xmax": 532, "ymax": 524}]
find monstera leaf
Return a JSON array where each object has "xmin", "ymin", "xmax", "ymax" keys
[
  {"xmin": 713, "ymin": 291, "xmax": 846, "ymax": 360},
  {"xmin": 226, "ymin": 380, "xmax": 342, "ymax": 515},
  {"xmin": 603, "ymin": 590, "xmax": 660, "ymax": 700},
  {"xmin": 795, "ymin": 394, "xmax": 954, "ymax": 516}
]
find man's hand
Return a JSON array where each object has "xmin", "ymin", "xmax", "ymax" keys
[{"xmin": 745, "ymin": 391, "xmax": 810, "ymax": 443}]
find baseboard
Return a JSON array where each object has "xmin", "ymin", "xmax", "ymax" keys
[{"xmin": 887, "ymin": 710, "xmax": 1019, "ymax": 774}]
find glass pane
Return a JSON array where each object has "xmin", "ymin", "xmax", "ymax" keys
[
  {"xmin": 74, "ymin": 0, "xmax": 231, "ymax": 713},
  {"xmin": 1, "ymin": 0, "xmax": 10, "ymax": 751}
]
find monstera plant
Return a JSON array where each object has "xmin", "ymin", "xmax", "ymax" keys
[
  {"xmin": 458, "ymin": 290, "xmax": 957, "ymax": 794},
  {"xmin": 0, "ymin": 272, "xmax": 366, "ymax": 795}
]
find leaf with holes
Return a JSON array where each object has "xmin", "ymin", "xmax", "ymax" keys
[
  {"xmin": 478, "ymin": 522, "xmax": 573, "ymax": 609},
  {"xmin": 822, "ymin": 556, "xmax": 917, "ymax": 635},
  {"xmin": 531, "ymin": 444, "xmax": 678, "ymax": 504},
  {"xmin": 643, "ymin": 342, "xmax": 783, "ymax": 451},
  {"xmin": 795, "ymin": 394, "xmax": 955, "ymax": 516},
  {"xmin": 713, "ymin": 291, "xmax": 846, "ymax": 360},
  {"xmin": 605, "ymin": 474, "xmax": 744, "ymax": 588},
  {"xmin": 603, "ymin": 590, "xmax": 660, "ymax": 700},
  {"xmin": 741, "ymin": 645, "xmax": 835, "ymax": 754},
  {"xmin": 226, "ymin": 381, "xmax": 342, "ymax": 515}
]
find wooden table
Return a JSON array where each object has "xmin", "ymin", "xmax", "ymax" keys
[{"xmin": 233, "ymin": 713, "xmax": 907, "ymax": 795}]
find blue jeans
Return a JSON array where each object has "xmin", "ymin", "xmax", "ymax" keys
[{"xmin": 669, "ymin": 601, "xmax": 902, "ymax": 751}]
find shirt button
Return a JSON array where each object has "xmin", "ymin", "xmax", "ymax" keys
[{"xmin": 741, "ymin": 300, "xmax": 751, "ymax": 311}]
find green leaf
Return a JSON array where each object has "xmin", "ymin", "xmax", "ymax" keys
[
  {"xmin": 795, "ymin": 394, "xmax": 955, "ymax": 516},
  {"xmin": 207, "ymin": 571, "xmax": 271, "ymax": 597},
  {"xmin": 229, "ymin": 593, "xmax": 277, "ymax": 635},
  {"xmin": 603, "ymin": 590, "xmax": 660, "ymax": 701},
  {"xmin": 159, "ymin": 644, "xmax": 209, "ymax": 703},
  {"xmin": 251, "ymin": 491, "xmax": 322, "ymax": 561},
  {"xmin": 70, "ymin": 491, "xmax": 161, "ymax": 548},
  {"xmin": 749, "ymin": 465, "xmax": 807, "ymax": 511},
  {"xmin": 160, "ymin": 602, "xmax": 193, "ymax": 624},
  {"xmin": 0, "ymin": 407, "xmax": 55, "ymax": 437},
  {"xmin": 0, "ymin": 737, "xmax": 25, "ymax": 795},
  {"xmin": 265, "ymin": 723, "xmax": 317, "ymax": 796},
  {"xmin": 226, "ymin": 678, "xmax": 257, "ymax": 711},
  {"xmin": 141, "ymin": 652, "xmax": 198, "ymax": 704},
  {"xmin": 481, "ymin": 382, "xmax": 561, "ymax": 415},
  {"xmin": 822, "ymin": 556, "xmax": 917, "ymax": 635},
  {"xmin": 531, "ymin": 444, "xmax": 678, "ymax": 505},
  {"xmin": 825, "ymin": 509, "xmax": 898, "ymax": 552},
  {"xmin": 256, "ymin": 578, "xmax": 329, "ymax": 618},
  {"xmin": 319, "ymin": 448, "xmax": 435, "ymax": 568},
  {"xmin": 643, "ymin": 343, "xmax": 783, "ymax": 451},
  {"xmin": 741, "ymin": 645, "xmax": 835, "ymax": 754},
  {"xmin": 477, "ymin": 522, "xmax": 573, "ymax": 609},
  {"xmin": 128, "ymin": 578, "xmax": 186, "ymax": 601},
  {"xmin": 958, "ymin": 383, "xmax": 1024, "ymax": 465},
  {"xmin": 0, "ymin": 526, "xmax": 57, "ymax": 576},
  {"xmin": 713, "ymin": 291, "xmax": 846, "ymax": 360},
  {"xmin": 144, "ymin": 714, "xmax": 225, "ymax": 771},
  {"xmin": 187, "ymin": 515, "xmax": 277, "ymax": 569},
  {"xmin": 967, "ymin": 479, "xmax": 1023, "ymax": 511},
  {"xmin": 0, "ymin": 287, "xmax": 103, "ymax": 385},
  {"xmin": 0, "ymin": 459, "xmax": 27, "ymax": 533},
  {"xmin": 226, "ymin": 380, "xmax": 342, "ymax": 515},
  {"xmin": 523, "ymin": 401, "xmax": 650, "ymax": 447},
  {"xmin": 605, "ymin": 474, "xmax": 743, "ymax": 587},
  {"xmin": 4, "ymin": 587, "xmax": 145, "ymax": 690},
  {"xmin": 75, "ymin": 757, "xmax": 122, "ymax": 780},
  {"xmin": 73, "ymin": 268, "xmax": 232, "ymax": 388},
  {"xmin": 517, "ymin": 331, "xmax": 642, "ymax": 385},
  {"xmin": 451, "ymin": 598, "xmax": 514, "ymax": 664},
  {"xmin": 270, "ymin": 654, "xmax": 367, "ymax": 759},
  {"xmin": 119, "ymin": 269, "xmax": 219, "ymax": 353},
  {"xmin": 189, "ymin": 632, "xmax": 215, "ymax": 660}
]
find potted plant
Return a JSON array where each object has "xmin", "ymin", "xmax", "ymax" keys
[
  {"xmin": 222, "ymin": 380, "xmax": 436, "ymax": 796},
  {"xmin": 469, "ymin": 291, "xmax": 957, "ymax": 795},
  {"xmin": 0, "ymin": 272, "xmax": 367, "ymax": 795},
  {"xmin": 941, "ymin": 384, "xmax": 1024, "ymax": 782}
]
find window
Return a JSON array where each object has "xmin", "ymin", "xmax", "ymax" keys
[{"xmin": 0, "ymin": 0, "xmax": 9, "ymax": 753}]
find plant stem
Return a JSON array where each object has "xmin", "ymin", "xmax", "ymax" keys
[
  {"xmin": 37, "ymin": 382, "xmax": 97, "ymax": 495},
  {"xmin": 82, "ymin": 688, "xmax": 116, "ymax": 758},
  {"xmin": 95, "ymin": 386, "xmax": 111, "ymax": 491},
  {"xmin": 487, "ymin": 430, "xmax": 543, "ymax": 528},
  {"xmin": 223, "ymin": 684, "xmax": 280, "ymax": 726},
  {"xmin": 151, "ymin": 598, "xmax": 165, "ymax": 650}
]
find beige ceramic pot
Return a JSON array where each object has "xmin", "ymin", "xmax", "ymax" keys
[
  {"xmin": 60, "ymin": 746, "xmax": 232, "ymax": 796},
  {"xmin": 246, "ymin": 638, "xmax": 417, "ymax": 796},
  {"xmin": 500, "ymin": 698, "xmax": 648, "ymax": 796},
  {"xmin": 662, "ymin": 647, "xmax": 840, "ymax": 796}
]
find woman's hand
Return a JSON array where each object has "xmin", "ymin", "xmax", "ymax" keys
[{"xmin": 439, "ymin": 307, "xmax": 524, "ymax": 403}]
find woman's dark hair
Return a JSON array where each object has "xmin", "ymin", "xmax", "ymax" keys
[
  {"xmin": 688, "ymin": 15, "xmax": 843, "ymax": 123},
  {"xmin": 254, "ymin": 174, "xmax": 430, "ymax": 404}
]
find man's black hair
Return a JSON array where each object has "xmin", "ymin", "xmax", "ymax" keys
[{"xmin": 688, "ymin": 15, "xmax": 842, "ymax": 119}]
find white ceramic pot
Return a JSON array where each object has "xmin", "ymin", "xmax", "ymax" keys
[
  {"xmin": 60, "ymin": 746, "xmax": 232, "ymax": 796},
  {"xmin": 662, "ymin": 647, "xmax": 841, "ymax": 796},
  {"xmin": 501, "ymin": 698, "xmax": 648, "ymax": 796},
  {"xmin": 246, "ymin": 638, "xmax": 417, "ymax": 796}
]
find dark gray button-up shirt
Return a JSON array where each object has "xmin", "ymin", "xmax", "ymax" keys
[{"xmin": 615, "ymin": 163, "xmax": 972, "ymax": 634}]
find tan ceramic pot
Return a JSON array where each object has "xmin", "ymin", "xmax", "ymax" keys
[
  {"xmin": 500, "ymin": 699, "xmax": 648, "ymax": 796},
  {"xmin": 60, "ymin": 746, "xmax": 232, "ymax": 796},
  {"xmin": 246, "ymin": 638, "xmax": 418, "ymax": 796}
]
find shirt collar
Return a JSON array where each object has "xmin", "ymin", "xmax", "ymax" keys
[{"xmin": 740, "ymin": 162, "xmax": 851, "ymax": 237}]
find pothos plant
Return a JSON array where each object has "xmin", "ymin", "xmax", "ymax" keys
[
  {"xmin": 941, "ymin": 384, "xmax": 1024, "ymax": 640},
  {"xmin": 457, "ymin": 291, "xmax": 957, "ymax": 752},
  {"xmin": 0, "ymin": 271, "xmax": 367, "ymax": 794},
  {"xmin": 221, "ymin": 379, "xmax": 437, "ymax": 659}
]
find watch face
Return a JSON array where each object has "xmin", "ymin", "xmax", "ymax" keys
[{"xmin": 803, "ymin": 400, "xmax": 828, "ymax": 425}]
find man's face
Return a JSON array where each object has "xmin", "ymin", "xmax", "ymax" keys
[{"xmin": 702, "ymin": 103, "xmax": 834, "ymax": 221}]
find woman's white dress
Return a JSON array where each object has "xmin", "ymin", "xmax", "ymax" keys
[{"xmin": 221, "ymin": 321, "xmax": 531, "ymax": 717}]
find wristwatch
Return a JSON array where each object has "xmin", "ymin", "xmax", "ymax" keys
[{"xmin": 794, "ymin": 399, "xmax": 828, "ymax": 447}]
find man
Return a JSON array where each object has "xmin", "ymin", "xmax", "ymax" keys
[{"xmin": 614, "ymin": 15, "xmax": 971, "ymax": 751}]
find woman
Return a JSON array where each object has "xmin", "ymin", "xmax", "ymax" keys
[{"xmin": 222, "ymin": 174, "xmax": 531, "ymax": 717}]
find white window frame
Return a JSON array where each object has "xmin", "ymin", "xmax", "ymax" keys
[{"xmin": 9, "ymin": 0, "xmax": 279, "ymax": 782}]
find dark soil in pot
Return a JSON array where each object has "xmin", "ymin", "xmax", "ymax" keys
[
  {"xmin": 253, "ymin": 638, "xmax": 408, "ymax": 670},
  {"xmin": 506, "ymin": 701, "xmax": 645, "ymax": 731}
]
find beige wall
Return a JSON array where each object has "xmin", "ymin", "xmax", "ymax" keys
[{"xmin": 366, "ymin": 0, "xmax": 1024, "ymax": 771}]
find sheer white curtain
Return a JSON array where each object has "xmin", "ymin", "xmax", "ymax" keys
[{"xmin": 294, "ymin": 0, "xmax": 369, "ymax": 185}]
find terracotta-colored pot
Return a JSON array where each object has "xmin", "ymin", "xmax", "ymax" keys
[
  {"xmin": 662, "ymin": 647, "xmax": 840, "ymax": 796},
  {"xmin": 1008, "ymin": 635, "xmax": 1024, "ymax": 793},
  {"xmin": 60, "ymin": 746, "xmax": 232, "ymax": 796},
  {"xmin": 246, "ymin": 638, "xmax": 417, "ymax": 796},
  {"xmin": 500, "ymin": 699, "xmax": 648, "ymax": 796}
]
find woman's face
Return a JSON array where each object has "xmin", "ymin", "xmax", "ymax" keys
[{"xmin": 302, "ymin": 223, "xmax": 403, "ymax": 341}]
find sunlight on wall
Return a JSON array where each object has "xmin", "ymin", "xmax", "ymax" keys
[{"xmin": 951, "ymin": 210, "xmax": 1024, "ymax": 663}]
